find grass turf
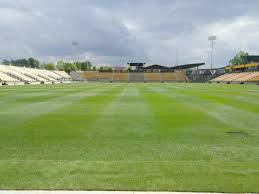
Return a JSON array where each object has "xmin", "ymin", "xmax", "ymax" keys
[{"xmin": 0, "ymin": 83, "xmax": 259, "ymax": 192}]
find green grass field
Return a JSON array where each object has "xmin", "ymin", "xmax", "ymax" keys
[{"xmin": 0, "ymin": 83, "xmax": 259, "ymax": 192}]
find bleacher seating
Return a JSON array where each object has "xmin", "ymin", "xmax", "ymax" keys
[
  {"xmin": 98, "ymin": 72, "xmax": 113, "ymax": 81},
  {"xmin": 77, "ymin": 71, "xmax": 189, "ymax": 82},
  {"xmin": 211, "ymin": 72, "xmax": 259, "ymax": 84},
  {"xmin": 246, "ymin": 73, "xmax": 259, "ymax": 82},
  {"xmin": 79, "ymin": 71, "xmax": 99, "ymax": 81},
  {"xmin": 29, "ymin": 68, "xmax": 56, "ymax": 82},
  {"xmin": 0, "ymin": 64, "xmax": 72, "ymax": 85},
  {"xmin": 211, "ymin": 73, "xmax": 237, "ymax": 82},
  {"xmin": 175, "ymin": 71, "xmax": 189, "ymax": 82},
  {"xmin": 144, "ymin": 73, "xmax": 161, "ymax": 82},
  {"xmin": 129, "ymin": 73, "xmax": 144, "ymax": 82},
  {"xmin": 0, "ymin": 65, "xmax": 34, "ymax": 83},
  {"xmin": 234, "ymin": 72, "xmax": 259, "ymax": 82},
  {"xmin": 112, "ymin": 73, "xmax": 128, "ymax": 82},
  {"xmin": 70, "ymin": 71, "xmax": 86, "ymax": 81},
  {"xmin": 161, "ymin": 72, "xmax": 177, "ymax": 81},
  {"xmin": 53, "ymin": 70, "xmax": 72, "ymax": 80},
  {"xmin": 23, "ymin": 68, "xmax": 49, "ymax": 82},
  {"xmin": 8, "ymin": 66, "xmax": 40, "ymax": 83},
  {"xmin": 34, "ymin": 69, "xmax": 59, "ymax": 82},
  {"xmin": 0, "ymin": 71, "xmax": 20, "ymax": 85},
  {"xmin": 188, "ymin": 69, "xmax": 224, "ymax": 82},
  {"xmin": 223, "ymin": 72, "xmax": 250, "ymax": 82}
]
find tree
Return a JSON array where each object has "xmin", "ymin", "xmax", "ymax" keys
[
  {"xmin": 44, "ymin": 63, "xmax": 55, "ymax": 70},
  {"xmin": 86, "ymin": 61, "xmax": 92, "ymax": 70},
  {"xmin": 98, "ymin": 66, "xmax": 112, "ymax": 72},
  {"xmin": 11, "ymin": 59, "xmax": 28, "ymax": 67},
  {"xmin": 56, "ymin": 60, "xmax": 65, "ymax": 71},
  {"xmin": 6, "ymin": 58, "xmax": 40, "ymax": 68},
  {"xmin": 108, "ymin": 67, "xmax": 113, "ymax": 72},
  {"xmin": 75, "ymin": 62, "xmax": 81, "ymax": 70},
  {"xmin": 64, "ymin": 63, "xmax": 77, "ymax": 73},
  {"xmin": 80, "ymin": 60, "xmax": 92, "ymax": 71},
  {"xmin": 229, "ymin": 51, "xmax": 249, "ymax": 66},
  {"xmin": 2, "ymin": 59, "xmax": 10, "ymax": 65},
  {"xmin": 28, "ymin": 58, "xmax": 40, "ymax": 68}
]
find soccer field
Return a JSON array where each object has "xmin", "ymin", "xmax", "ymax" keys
[{"xmin": 0, "ymin": 83, "xmax": 259, "ymax": 192}]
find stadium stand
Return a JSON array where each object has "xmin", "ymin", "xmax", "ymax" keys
[
  {"xmin": 23, "ymin": 68, "xmax": 50, "ymax": 83},
  {"xmin": 112, "ymin": 72, "xmax": 129, "ymax": 82},
  {"xmin": 211, "ymin": 73, "xmax": 237, "ymax": 82},
  {"xmin": 79, "ymin": 71, "xmax": 99, "ymax": 81},
  {"xmin": 30, "ymin": 68, "xmax": 57, "ymax": 83},
  {"xmin": 248, "ymin": 74, "xmax": 259, "ymax": 82},
  {"xmin": 161, "ymin": 72, "xmax": 177, "ymax": 81},
  {"xmin": 70, "ymin": 71, "xmax": 86, "ymax": 81},
  {"xmin": 7, "ymin": 66, "xmax": 41, "ymax": 83},
  {"xmin": 53, "ymin": 70, "xmax": 72, "ymax": 81},
  {"xmin": 77, "ymin": 71, "xmax": 189, "ymax": 82},
  {"xmin": 129, "ymin": 73, "xmax": 144, "ymax": 82},
  {"xmin": 98, "ymin": 72, "xmax": 113, "ymax": 81},
  {"xmin": 144, "ymin": 73, "xmax": 161, "ymax": 82},
  {"xmin": 211, "ymin": 72, "xmax": 259, "ymax": 84},
  {"xmin": 223, "ymin": 72, "xmax": 251, "ymax": 82},
  {"xmin": 0, "ymin": 64, "xmax": 72, "ymax": 85},
  {"xmin": 39, "ymin": 69, "xmax": 64, "ymax": 81},
  {"xmin": 187, "ymin": 69, "xmax": 224, "ymax": 82},
  {"xmin": 175, "ymin": 70, "xmax": 189, "ymax": 82},
  {"xmin": 0, "ymin": 71, "xmax": 21, "ymax": 85},
  {"xmin": 235, "ymin": 72, "xmax": 259, "ymax": 83},
  {"xmin": 0, "ymin": 65, "xmax": 34, "ymax": 84}
]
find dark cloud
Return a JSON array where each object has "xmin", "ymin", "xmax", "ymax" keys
[{"xmin": 0, "ymin": 0, "xmax": 259, "ymax": 67}]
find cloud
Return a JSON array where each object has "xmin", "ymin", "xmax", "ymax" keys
[{"xmin": 0, "ymin": 0, "xmax": 259, "ymax": 67}]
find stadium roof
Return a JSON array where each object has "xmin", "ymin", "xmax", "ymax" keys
[
  {"xmin": 143, "ymin": 64, "xmax": 169, "ymax": 70},
  {"xmin": 128, "ymin": 62, "xmax": 205, "ymax": 70},
  {"xmin": 171, "ymin": 63, "xmax": 205, "ymax": 70},
  {"xmin": 242, "ymin": 55, "xmax": 259, "ymax": 63}
]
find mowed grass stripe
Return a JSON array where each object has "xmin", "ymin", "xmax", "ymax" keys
[
  {"xmin": 0, "ymin": 83, "xmax": 259, "ymax": 192},
  {"xmin": 79, "ymin": 83, "xmax": 158, "ymax": 161},
  {"xmin": 0, "ymin": 83, "xmax": 100, "ymax": 111},
  {"xmin": 0, "ymin": 83, "xmax": 110, "ymax": 134},
  {"xmin": 164, "ymin": 83, "xmax": 259, "ymax": 113},
  {"xmin": 153, "ymin": 83, "xmax": 259, "ymax": 131},
  {"xmin": 0, "ymin": 83, "xmax": 123, "ymax": 151},
  {"xmin": 141, "ymin": 84, "xmax": 259, "ymax": 154}
]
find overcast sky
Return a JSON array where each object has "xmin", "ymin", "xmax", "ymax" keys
[{"xmin": 1, "ymin": 0, "xmax": 259, "ymax": 67}]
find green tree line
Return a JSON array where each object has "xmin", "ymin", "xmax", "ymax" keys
[{"xmin": 2, "ymin": 58, "xmax": 94, "ymax": 73}]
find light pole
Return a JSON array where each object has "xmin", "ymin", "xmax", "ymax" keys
[
  {"xmin": 176, "ymin": 48, "xmax": 179, "ymax": 66},
  {"xmin": 208, "ymin": 36, "xmax": 216, "ymax": 69}
]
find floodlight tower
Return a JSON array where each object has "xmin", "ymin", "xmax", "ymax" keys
[
  {"xmin": 176, "ymin": 48, "xmax": 179, "ymax": 66},
  {"xmin": 208, "ymin": 35, "xmax": 216, "ymax": 69}
]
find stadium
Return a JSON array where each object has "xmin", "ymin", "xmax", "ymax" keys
[{"xmin": 1, "ymin": 1, "xmax": 259, "ymax": 194}]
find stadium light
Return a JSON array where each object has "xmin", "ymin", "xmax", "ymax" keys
[
  {"xmin": 208, "ymin": 36, "xmax": 216, "ymax": 69},
  {"xmin": 176, "ymin": 48, "xmax": 179, "ymax": 66}
]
